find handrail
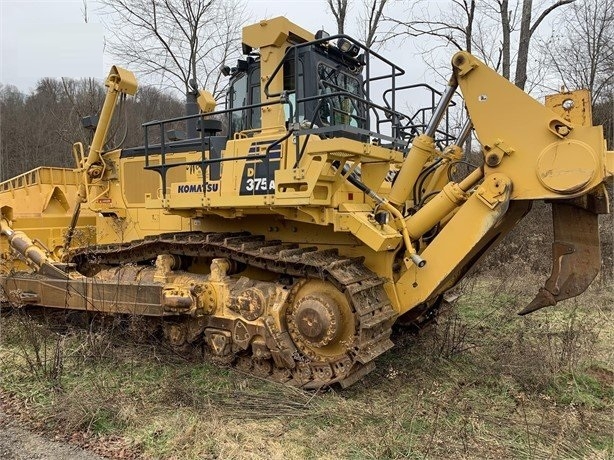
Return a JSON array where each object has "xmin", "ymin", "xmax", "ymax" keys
[
  {"xmin": 143, "ymin": 97, "xmax": 289, "ymax": 197},
  {"xmin": 263, "ymin": 33, "xmax": 405, "ymax": 99},
  {"xmin": 380, "ymin": 83, "xmax": 459, "ymax": 149},
  {"xmin": 141, "ymin": 99, "xmax": 283, "ymax": 128},
  {"xmin": 140, "ymin": 33, "xmax": 460, "ymax": 198},
  {"xmin": 262, "ymin": 31, "xmax": 407, "ymax": 156},
  {"xmin": 0, "ymin": 167, "xmax": 79, "ymax": 192}
]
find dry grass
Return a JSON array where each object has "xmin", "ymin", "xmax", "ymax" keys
[
  {"xmin": 0, "ymin": 205, "xmax": 612, "ymax": 459},
  {"xmin": 1, "ymin": 271, "xmax": 611, "ymax": 459}
]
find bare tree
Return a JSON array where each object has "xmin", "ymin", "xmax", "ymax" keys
[
  {"xmin": 493, "ymin": 0, "xmax": 514, "ymax": 79},
  {"xmin": 327, "ymin": 0, "xmax": 349, "ymax": 34},
  {"xmin": 385, "ymin": 0, "xmax": 575, "ymax": 89},
  {"xmin": 326, "ymin": 0, "xmax": 392, "ymax": 49},
  {"xmin": 541, "ymin": 0, "xmax": 613, "ymax": 145},
  {"xmin": 81, "ymin": 0, "xmax": 89, "ymax": 23},
  {"xmin": 386, "ymin": 1, "xmax": 476, "ymax": 53},
  {"xmin": 0, "ymin": 79, "xmax": 99, "ymax": 178},
  {"xmin": 359, "ymin": 0, "xmax": 390, "ymax": 48},
  {"xmin": 0, "ymin": 78, "xmax": 184, "ymax": 179},
  {"xmin": 514, "ymin": 0, "xmax": 575, "ymax": 89},
  {"xmin": 100, "ymin": 0, "xmax": 247, "ymax": 99},
  {"xmin": 0, "ymin": 85, "xmax": 26, "ymax": 180},
  {"xmin": 542, "ymin": 0, "xmax": 614, "ymax": 102}
]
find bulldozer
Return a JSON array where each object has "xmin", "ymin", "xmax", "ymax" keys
[{"xmin": 0, "ymin": 17, "xmax": 612, "ymax": 388}]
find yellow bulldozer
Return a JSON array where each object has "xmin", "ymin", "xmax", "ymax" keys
[{"xmin": 0, "ymin": 17, "xmax": 611, "ymax": 388}]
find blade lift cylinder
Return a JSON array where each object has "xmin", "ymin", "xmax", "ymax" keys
[{"xmin": 388, "ymin": 82, "xmax": 458, "ymax": 207}]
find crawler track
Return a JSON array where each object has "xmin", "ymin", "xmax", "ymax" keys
[{"xmin": 70, "ymin": 232, "xmax": 397, "ymax": 388}]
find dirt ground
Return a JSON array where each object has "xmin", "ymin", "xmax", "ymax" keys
[
  {"xmin": 0, "ymin": 424, "xmax": 103, "ymax": 459},
  {"xmin": 0, "ymin": 399, "xmax": 104, "ymax": 460}
]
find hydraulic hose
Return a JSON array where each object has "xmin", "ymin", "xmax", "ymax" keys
[{"xmin": 342, "ymin": 166, "xmax": 426, "ymax": 268}]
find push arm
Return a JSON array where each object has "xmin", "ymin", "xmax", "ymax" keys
[
  {"xmin": 63, "ymin": 66, "xmax": 137, "ymax": 253},
  {"xmin": 393, "ymin": 52, "xmax": 612, "ymax": 316}
]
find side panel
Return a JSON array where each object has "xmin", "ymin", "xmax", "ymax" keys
[{"xmin": 0, "ymin": 168, "xmax": 96, "ymax": 261}]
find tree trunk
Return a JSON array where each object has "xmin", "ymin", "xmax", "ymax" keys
[
  {"xmin": 363, "ymin": 0, "xmax": 388, "ymax": 48},
  {"xmin": 327, "ymin": 0, "xmax": 349, "ymax": 34},
  {"xmin": 465, "ymin": 0, "xmax": 475, "ymax": 53},
  {"xmin": 500, "ymin": 0, "xmax": 511, "ymax": 79},
  {"xmin": 515, "ymin": 0, "xmax": 532, "ymax": 89}
]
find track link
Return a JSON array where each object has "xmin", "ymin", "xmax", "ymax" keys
[{"xmin": 70, "ymin": 232, "xmax": 397, "ymax": 388}]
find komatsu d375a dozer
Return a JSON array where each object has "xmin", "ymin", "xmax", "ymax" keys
[{"xmin": 1, "ymin": 17, "xmax": 612, "ymax": 388}]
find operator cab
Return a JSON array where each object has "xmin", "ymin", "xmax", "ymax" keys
[
  {"xmin": 225, "ymin": 36, "xmax": 368, "ymax": 140},
  {"xmin": 223, "ymin": 29, "xmax": 456, "ymax": 149}
]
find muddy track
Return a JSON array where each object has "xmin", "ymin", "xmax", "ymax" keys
[{"xmin": 70, "ymin": 232, "xmax": 397, "ymax": 388}]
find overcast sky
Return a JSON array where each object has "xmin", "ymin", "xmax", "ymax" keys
[
  {"xmin": 1, "ymin": 1, "xmax": 103, "ymax": 91},
  {"xmin": 0, "ymin": 0, "xmax": 431, "ymax": 94}
]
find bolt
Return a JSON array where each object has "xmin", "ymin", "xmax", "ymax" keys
[
  {"xmin": 454, "ymin": 55, "xmax": 465, "ymax": 66},
  {"xmin": 486, "ymin": 154, "xmax": 500, "ymax": 167},
  {"xmin": 556, "ymin": 125, "xmax": 570, "ymax": 136}
]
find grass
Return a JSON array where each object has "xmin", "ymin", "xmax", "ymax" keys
[{"xmin": 0, "ymin": 272, "xmax": 612, "ymax": 459}]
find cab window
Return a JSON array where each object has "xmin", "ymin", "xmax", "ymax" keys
[
  {"xmin": 227, "ymin": 62, "xmax": 262, "ymax": 137},
  {"xmin": 249, "ymin": 66, "xmax": 261, "ymax": 129},
  {"xmin": 283, "ymin": 57, "xmax": 305, "ymax": 122},
  {"xmin": 229, "ymin": 72, "xmax": 248, "ymax": 135},
  {"xmin": 317, "ymin": 63, "xmax": 362, "ymax": 127}
]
